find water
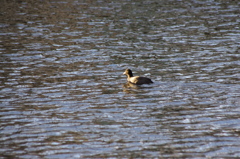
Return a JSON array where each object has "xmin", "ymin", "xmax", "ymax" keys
[{"xmin": 1, "ymin": 0, "xmax": 240, "ymax": 158}]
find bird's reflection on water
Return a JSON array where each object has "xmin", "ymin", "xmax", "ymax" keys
[
  {"xmin": 123, "ymin": 82, "xmax": 140, "ymax": 89},
  {"xmin": 122, "ymin": 82, "xmax": 155, "ymax": 94},
  {"xmin": 122, "ymin": 82, "xmax": 141, "ymax": 94}
]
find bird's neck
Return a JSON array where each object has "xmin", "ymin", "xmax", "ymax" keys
[
  {"xmin": 127, "ymin": 74, "xmax": 133, "ymax": 78},
  {"xmin": 128, "ymin": 72, "xmax": 133, "ymax": 77}
]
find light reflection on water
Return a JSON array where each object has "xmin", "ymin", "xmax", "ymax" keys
[{"xmin": 1, "ymin": 0, "xmax": 240, "ymax": 158}]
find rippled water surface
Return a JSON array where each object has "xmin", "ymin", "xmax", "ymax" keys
[{"xmin": 1, "ymin": 0, "xmax": 240, "ymax": 158}]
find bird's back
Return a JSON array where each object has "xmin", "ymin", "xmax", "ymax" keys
[{"xmin": 128, "ymin": 76, "xmax": 153, "ymax": 85}]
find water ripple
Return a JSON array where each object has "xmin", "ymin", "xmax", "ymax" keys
[{"xmin": 1, "ymin": 0, "xmax": 240, "ymax": 158}]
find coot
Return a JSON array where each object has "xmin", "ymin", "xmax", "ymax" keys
[{"xmin": 123, "ymin": 69, "xmax": 153, "ymax": 85}]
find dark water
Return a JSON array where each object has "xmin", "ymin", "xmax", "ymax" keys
[{"xmin": 1, "ymin": 0, "xmax": 240, "ymax": 158}]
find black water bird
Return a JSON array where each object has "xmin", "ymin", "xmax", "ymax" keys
[{"xmin": 123, "ymin": 69, "xmax": 153, "ymax": 85}]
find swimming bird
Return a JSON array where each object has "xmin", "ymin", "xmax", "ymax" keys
[{"xmin": 123, "ymin": 69, "xmax": 153, "ymax": 85}]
